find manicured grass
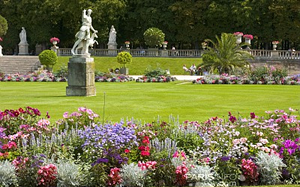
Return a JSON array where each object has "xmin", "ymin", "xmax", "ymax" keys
[
  {"xmin": 55, "ymin": 56, "xmax": 202, "ymax": 75},
  {"xmin": 0, "ymin": 82, "xmax": 299, "ymax": 123}
]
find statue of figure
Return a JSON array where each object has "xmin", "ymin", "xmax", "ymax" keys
[
  {"xmin": 108, "ymin": 25, "xmax": 117, "ymax": 44},
  {"xmin": 71, "ymin": 9, "xmax": 98, "ymax": 56},
  {"xmin": 19, "ymin": 27, "xmax": 27, "ymax": 44}
]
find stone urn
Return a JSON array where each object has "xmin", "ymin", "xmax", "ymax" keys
[
  {"xmin": 162, "ymin": 41, "xmax": 168, "ymax": 50},
  {"xmin": 234, "ymin": 32, "xmax": 243, "ymax": 45}
]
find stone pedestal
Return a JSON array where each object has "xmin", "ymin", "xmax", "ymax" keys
[
  {"xmin": 108, "ymin": 42, "xmax": 117, "ymax": 56},
  {"xmin": 51, "ymin": 46, "xmax": 59, "ymax": 56},
  {"xmin": 66, "ymin": 57, "xmax": 96, "ymax": 96},
  {"xmin": 18, "ymin": 43, "xmax": 29, "ymax": 55},
  {"xmin": 271, "ymin": 51, "xmax": 279, "ymax": 58},
  {"xmin": 161, "ymin": 50, "xmax": 168, "ymax": 57},
  {"xmin": 0, "ymin": 45, "xmax": 3, "ymax": 56}
]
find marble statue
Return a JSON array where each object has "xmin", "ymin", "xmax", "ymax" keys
[
  {"xmin": 71, "ymin": 9, "xmax": 98, "ymax": 56},
  {"xmin": 19, "ymin": 27, "xmax": 28, "ymax": 44},
  {"xmin": 108, "ymin": 25, "xmax": 117, "ymax": 44}
]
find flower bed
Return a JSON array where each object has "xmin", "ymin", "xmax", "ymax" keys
[
  {"xmin": 135, "ymin": 75, "xmax": 177, "ymax": 83},
  {"xmin": 0, "ymin": 71, "xmax": 134, "ymax": 82},
  {"xmin": 95, "ymin": 73, "xmax": 133, "ymax": 82},
  {"xmin": 193, "ymin": 74, "xmax": 300, "ymax": 85},
  {"xmin": 0, "ymin": 106, "xmax": 300, "ymax": 186},
  {"xmin": 0, "ymin": 71, "xmax": 66, "ymax": 82}
]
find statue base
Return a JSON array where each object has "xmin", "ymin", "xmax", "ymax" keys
[
  {"xmin": 108, "ymin": 42, "xmax": 117, "ymax": 56},
  {"xmin": 18, "ymin": 43, "xmax": 29, "ymax": 55},
  {"xmin": 66, "ymin": 56, "xmax": 96, "ymax": 96}
]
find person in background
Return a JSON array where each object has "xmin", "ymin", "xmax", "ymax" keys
[
  {"xmin": 190, "ymin": 64, "xmax": 197, "ymax": 75},
  {"xmin": 183, "ymin": 64, "xmax": 190, "ymax": 72}
]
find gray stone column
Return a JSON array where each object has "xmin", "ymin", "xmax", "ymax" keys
[{"xmin": 66, "ymin": 56, "xmax": 96, "ymax": 96}]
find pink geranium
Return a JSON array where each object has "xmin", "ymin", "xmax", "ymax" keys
[
  {"xmin": 234, "ymin": 32, "xmax": 244, "ymax": 36},
  {"xmin": 243, "ymin": 34, "xmax": 253, "ymax": 40},
  {"xmin": 37, "ymin": 164, "xmax": 57, "ymax": 186},
  {"xmin": 50, "ymin": 37, "xmax": 60, "ymax": 43}
]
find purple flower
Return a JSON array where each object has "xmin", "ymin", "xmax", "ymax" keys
[{"xmin": 221, "ymin": 156, "xmax": 230, "ymax": 162}]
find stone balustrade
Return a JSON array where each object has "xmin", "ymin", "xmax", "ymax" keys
[{"xmin": 57, "ymin": 48, "xmax": 300, "ymax": 60}]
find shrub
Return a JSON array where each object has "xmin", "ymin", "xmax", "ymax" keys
[
  {"xmin": 0, "ymin": 160, "xmax": 18, "ymax": 187},
  {"xmin": 0, "ymin": 15, "xmax": 8, "ymax": 37},
  {"xmin": 256, "ymin": 151, "xmax": 286, "ymax": 185},
  {"xmin": 38, "ymin": 50, "xmax": 58, "ymax": 71},
  {"xmin": 116, "ymin": 51, "xmax": 132, "ymax": 68},
  {"xmin": 144, "ymin": 67, "xmax": 168, "ymax": 77},
  {"xmin": 56, "ymin": 160, "xmax": 82, "ymax": 187},
  {"xmin": 143, "ymin": 27, "xmax": 165, "ymax": 48}
]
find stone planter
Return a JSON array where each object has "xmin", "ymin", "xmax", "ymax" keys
[{"xmin": 120, "ymin": 67, "xmax": 129, "ymax": 75}]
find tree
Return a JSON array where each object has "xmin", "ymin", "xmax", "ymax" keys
[
  {"xmin": 201, "ymin": 33, "xmax": 253, "ymax": 74},
  {"xmin": 143, "ymin": 27, "xmax": 165, "ymax": 48},
  {"xmin": 0, "ymin": 15, "xmax": 8, "ymax": 37}
]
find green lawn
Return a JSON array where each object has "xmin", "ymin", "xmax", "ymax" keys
[
  {"xmin": 55, "ymin": 56, "xmax": 202, "ymax": 75},
  {"xmin": 0, "ymin": 82, "xmax": 299, "ymax": 123}
]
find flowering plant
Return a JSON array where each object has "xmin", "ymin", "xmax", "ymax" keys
[
  {"xmin": 125, "ymin": 41, "xmax": 130, "ymax": 44},
  {"xmin": 37, "ymin": 164, "xmax": 57, "ymax": 186},
  {"xmin": 50, "ymin": 37, "xmax": 60, "ymax": 44},
  {"xmin": 163, "ymin": 41, "xmax": 168, "ymax": 44},
  {"xmin": 234, "ymin": 32, "xmax": 244, "ymax": 36},
  {"xmin": 272, "ymin": 41, "xmax": 279, "ymax": 45},
  {"xmin": 0, "ymin": 37, "xmax": 3, "ymax": 42},
  {"xmin": 243, "ymin": 34, "xmax": 253, "ymax": 40}
]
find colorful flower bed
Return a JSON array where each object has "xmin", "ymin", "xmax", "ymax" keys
[
  {"xmin": 0, "ymin": 71, "xmax": 67, "ymax": 82},
  {"xmin": 0, "ymin": 106, "xmax": 299, "ymax": 186},
  {"xmin": 135, "ymin": 75, "xmax": 177, "ymax": 83},
  {"xmin": 95, "ymin": 73, "xmax": 133, "ymax": 82},
  {"xmin": 193, "ymin": 74, "xmax": 300, "ymax": 85},
  {"xmin": 0, "ymin": 71, "xmax": 134, "ymax": 82}
]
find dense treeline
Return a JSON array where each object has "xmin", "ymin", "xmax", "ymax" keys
[{"xmin": 0, "ymin": 0, "xmax": 299, "ymax": 53}]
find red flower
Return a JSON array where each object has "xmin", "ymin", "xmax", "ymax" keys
[
  {"xmin": 138, "ymin": 146, "xmax": 145, "ymax": 151},
  {"xmin": 124, "ymin": 149, "xmax": 130, "ymax": 153},
  {"xmin": 141, "ymin": 151, "xmax": 150, "ymax": 156}
]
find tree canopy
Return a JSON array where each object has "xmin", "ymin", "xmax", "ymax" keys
[{"xmin": 0, "ymin": 0, "xmax": 299, "ymax": 52}]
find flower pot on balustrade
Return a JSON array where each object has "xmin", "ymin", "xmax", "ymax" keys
[
  {"xmin": 245, "ymin": 38, "xmax": 251, "ymax": 49},
  {"xmin": 120, "ymin": 67, "xmax": 129, "ymax": 75}
]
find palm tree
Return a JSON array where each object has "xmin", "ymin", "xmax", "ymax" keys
[{"xmin": 201, "ymin": 33, "xmax": 253, "ymax": 74}]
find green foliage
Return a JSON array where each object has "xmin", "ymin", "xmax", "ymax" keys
[
  {"xmin": 86, "ymin": 163, "xmax": 109, "ymax": 187},
  {"xmin": 56, "ymin": 160, "xmax": 82, "ymax": 187},
  {"xmin": 116, "ymin": 51, "xmax": 132, "ymax": 68},
  {"xmin": 0, "ymin": 160, "xmax": 18, "ymax": 187},
  {"xmin": 187, "ymin": 165, "xmax": 215, "ymax": 186},
  {"xmin": 143, "ymin": 27, "xmax": 165, "ymax": 47},
  {"xmin": 0, "ymin": 15, "xmax": 8, "ymax": 37},
  {"xmin": 256, "ymin": 151, "xmax": 286, "ymax": 185},
  {"xmin": 38, "ymin": 50, "xmax": 58, "ymax": 70},
  {"xmin": 120, "ymin": 163, "xmax": 147, "ymax": 187},
  {"xmin": 215, "ymin": 157, "xmax": 241, "ymax": 185},
  {"xmin": 202, "ymin": 33, "xmax": 253, "ymax": 74},
  {"xmin": 144, "ymin": 67, "xmax": 168, "ymax": 77}
]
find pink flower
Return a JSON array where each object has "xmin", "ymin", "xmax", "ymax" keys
[
  {"xmin": 63, "ymin": 112, "xmax": 69, "ymax": 118},
  {"xmin": 233, "ymin": 139, "xmax": 240, "ymax": 145},
  {"xmin": 243, "ymin": 34, "xmax": 253, "ymax": 40}
]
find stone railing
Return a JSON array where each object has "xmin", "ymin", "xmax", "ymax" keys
[
  {"xmin": 58, "ymin": 48, "xmax": 300, "ymax": 60},
  {"xmin": 249, "ymin": 49, "xmax": 300, "ymax": 60},
  {"xmin": 58, "ymin": 48, "xmax": 203, "ymax": 58}
]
